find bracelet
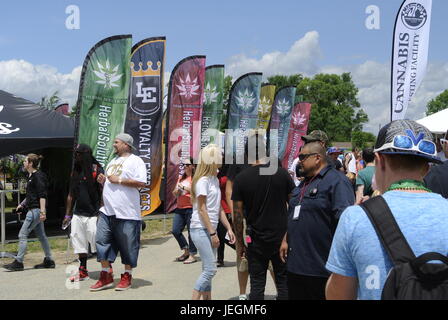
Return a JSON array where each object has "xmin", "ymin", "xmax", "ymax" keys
[
  {"xmin": 118, "ymin": 177, "xmax": 123, "ymax": 185},
  {"xmin": 209, "ymin": 232, "xmax": 217, "ymax": 237},
  {"xmin": 40, "ymin": 211, "xmax": 46, "ymax": 215},
  {"xmin": 64, "ymin": 215, "xmax": 72, "ymax": 219}
]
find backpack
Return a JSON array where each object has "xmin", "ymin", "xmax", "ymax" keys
[{"xmin": 360, "ymin": 196, "xmax": 448, "ymax": 300}]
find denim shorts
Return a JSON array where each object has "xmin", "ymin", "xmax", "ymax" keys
[{"xmin": 95, "ymin": 213, "xmax": 141, "ymax": 268}]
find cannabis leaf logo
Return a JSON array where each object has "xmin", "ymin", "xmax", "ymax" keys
[
  {"xmin": 93, "ymin": 59, "xmax": 123, "ymax": 89},
  {"xmin": 204, "ymin": 82, "xmax": 219, "ymax": 105},
  {"xmin": 292, "ymin": 112, "xmax": 306, "ymax": 126},
  {"xmin": 258, "ymin": 96, "xmax": 272, "ymax": 116},
  {"xmin": 276, "ymin": 98, "xmax": 291, "ymax": 117},
  {"xmin": 236, "ymin": 89, "xmax": 256, "ymax": 112},
  {"xmin": 176, "ymin": 74, "xmax": 200, "ymax": 99}
]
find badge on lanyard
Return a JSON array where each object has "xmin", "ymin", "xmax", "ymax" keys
[{"xmin": 293, "ymin": 205, "xmax": 301, "ymax": 220}]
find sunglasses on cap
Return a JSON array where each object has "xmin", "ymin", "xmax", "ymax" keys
[
  {"xmin": 441, "ymin": 138, "xmax": 448, "ymax": 145},
  {"xmin": 375, "ymin": 135, "xmax": 436, "ymax": 156}
]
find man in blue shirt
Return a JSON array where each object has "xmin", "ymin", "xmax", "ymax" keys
[
  {"xmin": 326, "ymin": 120, "xmax": 448, "ymax": 300},
  {"xmin": 280, "ymin": 141, "xmax": 354, "ymax": 300}
]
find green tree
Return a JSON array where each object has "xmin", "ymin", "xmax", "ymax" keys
[
  {"xmin": 220, "ymin": 75, "xmax": 233, "ymax": 131},
  {"xmin": 426, "ymin": 89, "xmax": 448, "ymax": 116},
  {"xmin": 266, "ymin": 74, "xmax": 303, "ymax": 93},
  {"xmin": 351, "ymin": 131, "xmax": 376, "ymax": 150},
  {"xmin": 297, "ymin": 73, "xmax": 368, "ymax": 142},
  {"xmin": 39, "ymin": 91, "xmax": 61, "ymax": 110}
]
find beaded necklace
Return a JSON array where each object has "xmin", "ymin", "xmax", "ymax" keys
[{"xmin": 387, "ymin": 179, "xmax": 432, "ymax": 193}]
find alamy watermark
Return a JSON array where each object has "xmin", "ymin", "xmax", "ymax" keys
[
  {"xmin": 365, "ymin": 5, "xmax": 380, "ymax": 30},
  {"xmin": 66, "ymin": 5, "xmax": 80, "ymax": 30},
  {"xmin": 169, "ymin": 126, "xmax": 280, "ymax": 175}
]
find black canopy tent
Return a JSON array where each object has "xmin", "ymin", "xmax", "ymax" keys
[
  {"xmin": 0, "ymin": 90, "xmax": 75, "ymax": 228},
  {"xmin": 0, "ymin": 90, "xmax": 74, "ymax": 157}
]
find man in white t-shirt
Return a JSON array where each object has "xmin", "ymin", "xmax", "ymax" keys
[{"xmin": 90, "ymin": 133, "xmax": 147, "ymax": 292}]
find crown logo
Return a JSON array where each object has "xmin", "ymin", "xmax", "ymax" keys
[{"xmin": 131, "ymin": 61, "xmax": 161, "ymax": 77}]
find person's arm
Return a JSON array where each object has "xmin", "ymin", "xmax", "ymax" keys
[
  {"xmin": 197, "ymin": 195, "xmax": 220, "ymax": 248},
  {"xmin": 280, "ymin": 232, "xmax": 288, "ymax": 263},
  {"xmin": 107, "ymin": 175, "xmax": 146, "ymax": 189},
  {"xmin": 65, "ymin": 192, "xmax": 74, "ymax": 216},
  {"xmin": 355, "ymin": 185, "xmax": 364, "ymax": 205},
  {"xmin": 39, "ymin": 198, "xmax": 46, "ymax": 221},
  {"xmin": 232, "ymin": 200, "xmax": 245, "ymax": 258},
  {"xmin": 325, "ymin": 273, "xmax": 358, "ymax": 300},
  {"xmin": 219, "ymin": 209, "xmax": 235, "ymax": 245}
]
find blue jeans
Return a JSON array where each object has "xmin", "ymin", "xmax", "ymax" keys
[
  {"xmin": 190, "ymin": 228, "xmax": 217, "ymax": 292},
  {"xmin": 16, "ymin": 208, "xmax": 52, "ymax": 263},
  {"xmin": 95, "ymin": 213, "xmax": 141, "ymax": 268},
  {"xmin": 171, "ymin": 208, "xmax": 197, "ymax": 255}
]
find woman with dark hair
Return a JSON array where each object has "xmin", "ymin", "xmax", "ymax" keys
[
  {"xmin": 3, "ymin": 154, "xmax": 54, "ymax": 271},
  {"xmin": 63, "ymin": 144, "xmax": 104, "ymax": 281},
  {"xmin": 171, "ymin": 158, "xmax": 197, "ymax": 264}
]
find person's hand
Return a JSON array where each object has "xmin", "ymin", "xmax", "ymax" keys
[
  {"xmin": 360, "ymin": 196, "xmax": 370, "ymax": 204},
  {"xmin": 15, "ymin": 205, "xmax": 22, "ymax": 212},
  {"xmin": 211, "ymin": 234, "xmax": 220, "ymax": 248},
  {"xmin": 280, "ymin": 238, "xmax": 288, "ymax": 263},
  {"xmin": 39, "ymin": 212, "xmax": 47, "ymax": 222},
  {"xmin": 97, "ymin": 173, "xmax": 106, "ymax": 185},
  {"xmin": 227, "ymin": 230, "xmax": 236, "ymax": 245},
  {"xmin": 62, "ymin": 216, "xmax": 72, "ymax": 226},
  {"xmin": 236, "ymin": 242, "xmax": 246, "ymax": 260},
  {"xmin": 107, "ymin": 175, "xmax": 120, "ymax": 184}
]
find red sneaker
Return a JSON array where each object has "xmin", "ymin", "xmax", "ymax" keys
[
  {"xmin": 69, "ymin": 266, "xmax": 90, "ymax": 282},
  {"xmin": 115, "ymin": 273, "xmax": 132, "ymax": 291},
  {"xmin": 90, "ymin": 271, "xmax": 114, "ymax": 291}
]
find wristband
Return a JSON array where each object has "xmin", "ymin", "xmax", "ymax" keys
[
  {"xmin": 40, "ymin": 211, "xmax": 46, "ymax": 215},
  {"xmin": 64, "ymin": 215, "xmax": 72, "ymax": 220},
  {"xmin": 118, "ymin": 177, "xmax": 122, "ymax": 185},
  {"xmin": 209, "ymin": 232, "xmax": 217, "ymax": 237}
]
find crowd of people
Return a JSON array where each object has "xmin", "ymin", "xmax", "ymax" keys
[{"xmin": 3, "ymin": 120, "xmax": 448, "ymax": 300}]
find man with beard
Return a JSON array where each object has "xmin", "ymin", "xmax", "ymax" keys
[
  {"xmin": 280, "ymin": 142, "xmax": 354, "ymax": 300},
  {"xmin": 90, "ymin": 133, "xmax": 147, "ymax": 292}
]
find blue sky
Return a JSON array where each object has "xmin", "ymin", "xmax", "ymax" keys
[{"xmin": 1, "ymin": 0, "xmax": 447, "ymax": 133}]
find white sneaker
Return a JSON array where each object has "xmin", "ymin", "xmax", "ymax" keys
[{"xmin": 239, "ymin": 294, "xmax": 248, "ymax": 300}]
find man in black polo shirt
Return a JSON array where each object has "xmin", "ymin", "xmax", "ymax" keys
[
  {"xmin": 280, "ymin": 141, "xmax": 354, "ymax": 300},
  {"xmin": 232, "ymin": 133, "xmax": 295, "ymax": 300}
]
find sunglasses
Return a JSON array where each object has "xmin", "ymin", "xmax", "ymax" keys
[
  {"xmin": 375, "ymin": 135, "xmax": 436, "ymax": 156},
  {"xmin": 441, "ymin": 138, "xmax": 448, "ymax": 145},
  {"xmin": 298, "ymin": 153, "xmax": 318, "ymax": 161}
]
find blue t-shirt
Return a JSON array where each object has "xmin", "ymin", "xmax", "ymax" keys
[{"xmin": 326, "ymin": 191, "xmax": 448, "ymax": 300}]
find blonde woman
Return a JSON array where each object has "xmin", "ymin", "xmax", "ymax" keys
[{"xmin": 190, "ymin": 144, "xmax": 236, "ymax": 300}]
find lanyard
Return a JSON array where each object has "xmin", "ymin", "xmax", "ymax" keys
[{"xmin": 298, "ymin": 175, "xmax": 318, "ymax": 204}]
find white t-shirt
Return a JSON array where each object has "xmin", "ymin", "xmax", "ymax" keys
[
  {"xmin": 100, "ymin": 154, "xmax": 147, "ymax": 221},
  {"xmin": 190, "ymin": 176, "xmax": 221, "ymax": 230}
]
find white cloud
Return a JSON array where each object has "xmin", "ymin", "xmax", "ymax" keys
[
  {"xmin": 226, "ymin": 31, "xmax": 322, "ymax": 79},
  {"xmin": 0, "ymin": 59, "xmax": 81, "ymax": 106}
]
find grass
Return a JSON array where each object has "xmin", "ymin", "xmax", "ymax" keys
[{"xmin": 2, "ymin": 216, "xmax": 174, "ymax": 254}]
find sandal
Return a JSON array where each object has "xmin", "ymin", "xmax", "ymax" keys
[
  {"xmin": 175, "ymin": 254, "xmax": 189, "ymax": 262},
  {"xmin": 183, "ymin": 257, "xmax": 197, "ymax": 264}
]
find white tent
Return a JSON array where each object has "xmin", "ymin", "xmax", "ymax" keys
[{"xmin": 416, "ymin": 108, "xmax": 448, "ymax": 135}]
